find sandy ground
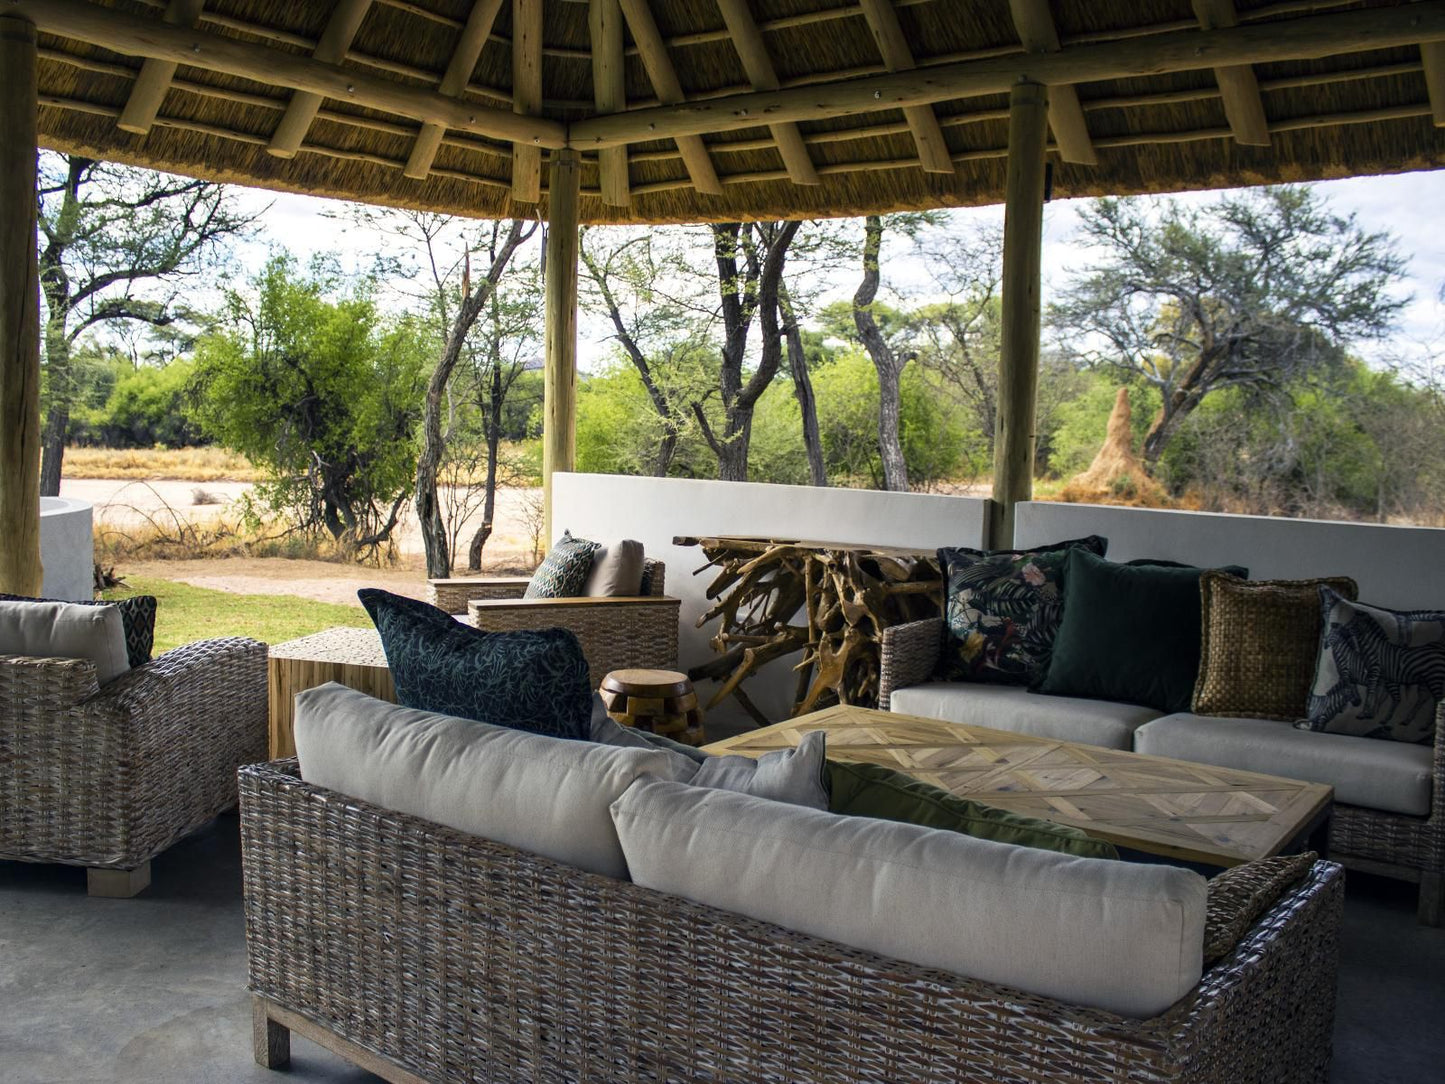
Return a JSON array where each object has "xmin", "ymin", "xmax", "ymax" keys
[{"xmin": 63, "ymin": 477, "xmax": 540, "ymax": 605}]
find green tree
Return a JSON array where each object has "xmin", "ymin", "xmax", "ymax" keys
[
  {"xmin": 1051, "ymin": 186, "xmax": 1407, "ymax": 464},
  {"xmin": 189, "ymin": 256, "xmax": 426, "ymax": 560}
]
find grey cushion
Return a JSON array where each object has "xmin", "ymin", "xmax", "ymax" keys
[
  {"xmin": 1134, "ymin": 713, "xmax": 1435, "ymax": 817},
  {"xmin": 0, "ymin": 599, "xmax": 130, "ymax": 686},
  {"xmin": 294, "ymin": 683, "xmax": 695, "ymax": 879},
  {"xmin": 890, "ymin": 683, "xmax": 1161, "ymax": 750},
  {"xmin": 612, "ymin": 779, "xmax": 1206, "ymax": 1018},
  {"xmin": 584, "ymin": 538, "xmax": 645, "ymax": 597}
]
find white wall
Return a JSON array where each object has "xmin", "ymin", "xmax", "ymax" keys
[
  {"xmin": 553, "ymin": 473, "xmax": 987, "ymax": 724},
  {"xmin": 39, "ymin": 497, "xmax": 93, "ymax": 601},
  {"xmin": 1015, "ymin": 501, "xmax": 1445, "ymax": 611}
]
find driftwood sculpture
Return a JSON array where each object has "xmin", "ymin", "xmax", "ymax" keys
[{"xmin": 676, "ymin": 536, "xmax": 942, "ymax": 724}]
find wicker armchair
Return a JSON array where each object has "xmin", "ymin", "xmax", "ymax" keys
[
  {"xmin": 427, "ymin": 560, "xmax": 680, "ymax": 689},
  {"xmin": 0, "ymin": 636, "xmax": 267, "ymax": 897},
  {"xmin": 878, "ymin": 617, "xmax": 1445, "ymax": 925}
]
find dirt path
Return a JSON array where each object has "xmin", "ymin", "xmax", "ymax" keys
[{"xmin": 117, "ymin": 556, "xmax": 437, "ymax": 606}]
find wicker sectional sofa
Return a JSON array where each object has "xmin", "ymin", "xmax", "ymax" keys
[
  {"xmin": 879, "ymin": 617, "xmax": 1444, "ymax": 925},
  {"xmin": 240, "ymin": 756, "xmax": 1344, "ymax": 1084}
]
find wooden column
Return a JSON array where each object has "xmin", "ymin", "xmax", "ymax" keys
[
  {"xmin": 0, "ymin": 14, "xmax": 43, "ymax": 596},
  {"xmin": 542, "ymin": 149, "xmax": 580, "ymax": 548},
  {"xmin": 989, "ymin": 80, "xmax": 1049, "ymax": 549}
]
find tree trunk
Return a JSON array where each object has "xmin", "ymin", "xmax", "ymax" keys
[
  {"xmin": 780, "ymin": 281, "xmax": 826, "ymax": 487},
  {"xmin": 853, "ymin": 216, "xmax": 908, "ymax": 492},
  {"xmin": 468, "ymin": 363, "xmax": 503, "ymax": 571},
  {"xmin": 714, "ymin": 422, "xmax": 751, "ymax": 482},
  {"xmin": 37, "ymin": 316, "xmax": 69, "ymax": 497}
]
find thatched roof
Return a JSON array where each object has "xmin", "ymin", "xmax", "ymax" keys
[{"xmin": 22, "ymin": 0, "xmax": 1445, "ymax": 224}]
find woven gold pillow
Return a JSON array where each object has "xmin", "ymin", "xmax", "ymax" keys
[{"xmin": 1192, "ymin": 574, "xmax": 1359, "ymax": 720}]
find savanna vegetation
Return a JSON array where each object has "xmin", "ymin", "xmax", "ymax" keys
[{"xmin": 46, "ymin": 150, "xmax": 1445, "ymax": 574}]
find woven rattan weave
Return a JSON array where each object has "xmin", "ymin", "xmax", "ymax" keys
[{"xmin": 241, "ymin": 760, "xmax": 1342, "ymax": 1084}]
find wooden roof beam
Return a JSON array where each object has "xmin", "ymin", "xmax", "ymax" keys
[
  {"xmin": 1420, "ymin": 42, "xmax": 1445, "ymax": 126},
  {"xmin": 857, "ymin": 0, "xmax": 954, "ymax": 174},
  {"xmin": 117, "ymin": 0, "xmax": 206, "ymax": 135},
  {"xmin": 511, "ymin": 0, "xmax": 543, "ymax": 202},
  {"xmin": 616, "ymin": 0, "xmax": 722, "ymax": 195},
  {"xmin": 15, "ymin": 0, "xmax": 567, "ymax": 149},
  {"xmin": 268, "ymin": 0, "xmax": 373, "ymax": 159},
  {"xmin": 1193, "ymin": 0, "xmax": 1270, "ymax": 146},
  {"xmin": 590, "ymin": 0, "xmax": 630, "ymax": 206},
  {"xmin": 714, "ymin": 0, "xmax": 819, "ymax": 186},
  {"xmin": 1008, "ymin": 0, "xmax": 1096, "ymax": 165},
  {"xmin": 572, "ymin": 2, "xmax": 1445, "ymax": 148},
  {"xmin": 404, "ymin": 0, "xmax": 504, "ymax": 179}
]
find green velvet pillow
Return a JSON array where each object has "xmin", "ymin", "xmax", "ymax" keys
[
  {"xmin": 1038, "ymin": 550, "xmax": 1247, "ymax": 714},
  {"xmin": 826, "ymin": 759, "xmax": 1118, "ymax": 859}
]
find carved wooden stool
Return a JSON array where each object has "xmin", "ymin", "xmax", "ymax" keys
[{"xmin": 599, "ymin": 668, "xmax": 704, "ymax": 746}]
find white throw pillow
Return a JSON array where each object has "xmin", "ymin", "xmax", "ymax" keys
[
  {"xmin": 583, "ymin": 538, "xmax": 645, "ymax": 597},
  {"xmin": 611, "ymin": 779, "xmax": 1207, "ymax": 1018},
  {"xmin": 293, "ymin": 683, "xmax": 694, "ymax": 879},
  {"xmin": 0, "ymin": 599, "xmax": 130, "ymax": 685}
]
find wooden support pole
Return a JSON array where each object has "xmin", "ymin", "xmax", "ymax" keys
[
  {"xmin": 268, "ymin": 0, "xmax": 373, "ymax": 159},
  {"xmin": 542, "ymin": 149, "xmax": 580, "ymax": 548},
  {"xmin": 0, "ymin": 14, "xmax": 43, "ymax": 597},
  {"xmin": 116, "ymin": 0, "xmax": 205, "ymax": 135},
  {"xmin": 990, "ymin": 81, "xmax": 1048, "ymax": 550},
  {"xmin": 589, "ymin": 0, "xmax": 630, "ymax": 206},
  {"xmin": 511, "ymin": 0, "xmax": 543, "ymax": 202},
  {"xmin": 404, "ymin": 0, "xmax": 505, "ymax": 179},
  {"xmin": 1421, "ymin": 42, "xmax": 1445, "ymax": 126},
  {"xmin": 1193, "ymin": 0, "xmax": 1270, "ymax": 146}
]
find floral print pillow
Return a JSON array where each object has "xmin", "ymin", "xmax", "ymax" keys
[{"xmin": 936, "ymin": 536, "xmax": 1107, "ymax": 685}]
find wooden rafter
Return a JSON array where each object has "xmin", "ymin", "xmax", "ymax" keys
[
  {"xmin": 404, "ymin": 0, "xmax": 504, "ymax": 180},
  {"xmin": 856, "ymin": 0, "xmax": 953, "ymax": 174},
  {"xmin": 1193, "ymin": 0, "xmax": 1270, "ymax": 146},
  {"xmin": 268, "ymin": 0, "xmax": 373, "ymax": 159},
  {"xmin": 616, "ymin": 0, "xmax": 722, "ymax": 195},
  {"xmin": 1422, "ymin": 42, "xmax": 1445, "ymax": 126},
  {"xmin": 116, "ymin": 0, "xmax": 205, "ymax": 135},
  {"xmin": 714, "ymin": 0, "xmax": 819, "ymax": 186},
  {"xmin": 589, "ymin": 0, "xmax": 630, "ymax": 206},
  {"xmin": 511, "ymin": 0, "xmax": 543, "ymax": 202},
  {"xmin": 571, "ymin": 2, "xmax": 1445, "ymax": 148},
  {"xmin": 1008, "ymin": 0, "xmax": 1096, "ymax": 165}
]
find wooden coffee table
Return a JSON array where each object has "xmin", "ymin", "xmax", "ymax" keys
[
  {"xmin": 704, "ymin": 705, "xmax": 1333, "ymax": 868},
  {"xmin": 267, "ymin": 627, "xmax": 394, "ymax": 758}
]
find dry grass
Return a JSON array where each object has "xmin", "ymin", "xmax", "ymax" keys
[
  {"xmin": 93, "ymin": 515, "xmax": 394, "ymax": 566},
  {"xmin": 64, "ymin": 446, "xmax": 264, "ymax": 481}
]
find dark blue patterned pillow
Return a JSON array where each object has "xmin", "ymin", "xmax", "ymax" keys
[
  {"xmin": 524, "ymin": 530, "xmax": 600, "ymax": 599},
  {"xmin": 358, "ymin": 589, "xmax": 592, "ymax": 740},
  {"xmin": 0, "ymin": 592, "xmax": 156, "ymax": 669}
]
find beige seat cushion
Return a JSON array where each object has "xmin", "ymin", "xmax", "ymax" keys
[
  {"xmin": 890, "ymin": 683, "xmax": 1161, "ymax": 750},
  {"xmin": 1134, "ymin": 714, "xmax": 1433, "ymax": 816},
  {"xmin": 612, "ymin": 778, "xmax": 1206, "ymax": 1019},
  {"xmin": 294, "ymin": 683, "xmax": 695, "ymax": 879},
  {"xmin": 584, "ymin": 538, "xmax": 645, "ymax": 597},
  {"xmin": 0, "ymin": 599, "xmax": 130, "ymax": 685}
]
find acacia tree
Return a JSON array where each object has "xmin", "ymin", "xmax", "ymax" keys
[
  {"xmin": 852, "ymin": 215, "xmax": 911, "ymax": 491},
  {"xmin": 1051, "ymin": 186, "xmax": 1407, "ymax": 464},
  {"xmin": 37, "ymin": 153, "xmax": 254, "ymax": 493}
]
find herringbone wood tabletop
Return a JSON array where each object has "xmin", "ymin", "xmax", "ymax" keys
[{"xmin": 704, "ymin": 705, "xmax": 1333, "ymax": 867}]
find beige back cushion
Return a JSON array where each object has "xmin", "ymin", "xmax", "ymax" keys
[
  {"xmin": 1193, "ymin": 574, "xmax": 1359, "ymax": 720},
  {"xmin": 612, "ymin": 778, "xmax": 1206, "ymax": 1018},
  {"xmin": 584, "ymin": 538, "xmax": 645, "ymax": 597},
  {"xmin": 293, "ymin": 683, "xmax": 695, "ymax": 879},
  {"xmin": 0, "ymin": 599, "xmax": 130, "ymax": 685}
]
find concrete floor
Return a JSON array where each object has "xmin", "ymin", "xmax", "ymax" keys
[{"xmin": 2, "ymin": 815, "xmax": 1442, "ymax": 1083}]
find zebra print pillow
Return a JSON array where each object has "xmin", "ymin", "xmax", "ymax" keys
[{"xmin": 1300, "ymin": 588, "xmax": 1445, "ymax": 745}]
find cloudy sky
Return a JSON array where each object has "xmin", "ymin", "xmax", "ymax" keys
[{"xmin": 229, "ymin": 168, "xmax": 1445, "ymax": 372}]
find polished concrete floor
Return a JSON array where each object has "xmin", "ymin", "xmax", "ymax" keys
[{"xmin": 2, "ymin": 814, "xmax": 1442, "ymax": 1083}]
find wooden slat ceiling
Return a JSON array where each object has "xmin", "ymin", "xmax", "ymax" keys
[{"xmin": 19, "ymin": 0, "xmax": 1445, "ymax": 224}]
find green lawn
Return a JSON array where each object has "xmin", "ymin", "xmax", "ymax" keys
[{"xmin": 104, "ymin": 576, "xmax": 372, "ymax": 652}]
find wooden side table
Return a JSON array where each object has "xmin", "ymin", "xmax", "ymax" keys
[
  {"xmin": 599, "ymin": 668, "xmax": 705, "ymax": 746},
  {"xmin": 267, "ymin": 626, "xmax": 394, "ymax": 758}
]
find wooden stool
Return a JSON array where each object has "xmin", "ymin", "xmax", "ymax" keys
[{"xmin": 599, "ymin": 668, "xmax": 704, "ymax": 746}]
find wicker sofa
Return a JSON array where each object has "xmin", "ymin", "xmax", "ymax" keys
[
  {"xmin": 879, "ymin": 617, "xmax": 1444, "ymax": 926},
  {"xmin": 428, "ymin": 559, "xmax": 680, "ymax": 688},
  {"xmin": 0, "ymin": 636, "xmax": 267, "ymax": 896},
  {"xmin": 241, "ymin": 757, "xmax": 1342, "ymax": 1084}
]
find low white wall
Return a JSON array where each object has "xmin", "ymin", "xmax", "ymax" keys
[
  {"xmin": 1015, "ymin": 501, "xmax": 1444, "ymax": 611},
  {"xmin": 39, "ymin": 497, "xmax": 94, "ymax": 601},
  {"xmin": 552, "ymin": 473, "xmax": 987, "ymax": 725}
]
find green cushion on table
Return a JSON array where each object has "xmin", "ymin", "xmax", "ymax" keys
[
  {"xmin": 825, "ymin": 759, "xmax": 1119, "ymax": 859},
  {"xmin": 1039, "ymin": 549, "xmax": 1246, "ymax": 714}
]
